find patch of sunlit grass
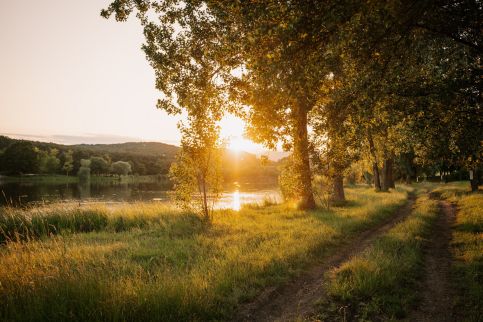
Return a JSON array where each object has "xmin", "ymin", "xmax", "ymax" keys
[{"xmin": 0, "ymin": 186, "xmax": 410, "ymax": 321}]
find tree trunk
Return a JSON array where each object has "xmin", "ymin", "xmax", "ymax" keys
[
  {"xmin": 381, "ymin": 158, "xmax": 394, "ymax": 191},
  {"xmin": 201, "ymin": 176, "xmax": 209, "ymax": 220},
  {"xmin": 331, "ymin": 175, "xmax": 345, "ymax": 202},
  {"xmin": 388, "ymin": 158, "xmax": 395, "ymax": 188},
  {"xmin": 367, "ymin": 129, "xmax": 381, "ymax": 191},
  {"xmin": 381, "ymin": 160, "xmax": 388, "ymax": 192},
  {"xmin": 469, "ymin": 169, "xmax": 479, "ymax": 192},
  {"xmin": 293, "ymin": 107, "xmax": 316, "ymax": 210},
  {"xmin": 373, "ymin": 162, "xmax": 381, "ymax": 191},
  {"xmin": 198, "ymin": 173, "xmax": 209, "ymax": 221}
]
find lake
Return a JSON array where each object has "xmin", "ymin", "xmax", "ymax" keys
[{"xmin": 0, "ymin": 180, "xmax": 281, "ymax": 210}]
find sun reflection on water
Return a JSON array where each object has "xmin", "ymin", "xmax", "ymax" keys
[{"xmin": 232, "ymin": 190, "xmax": 241, "ymax": 211}]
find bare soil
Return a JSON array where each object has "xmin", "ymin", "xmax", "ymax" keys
[
  {"xmin": 235, "ymin": 194, "xmax": 416, "ymax": 322},
  {"xmin": 409, "ymin": 200, "xmax": 456, "ymax": 322}
]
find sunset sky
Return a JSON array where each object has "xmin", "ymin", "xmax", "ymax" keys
[{"xmin": 0, "ymin": 1, "xmax": 267, "ymax": 154}]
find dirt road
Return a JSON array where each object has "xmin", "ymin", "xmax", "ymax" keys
[
  {"xmin": 236, "ymin": 194, "xmax": 417, "ymax": 322},
  {"xmin": 409, "ymin": 200, "xmax": 456, "ymax": 322}
]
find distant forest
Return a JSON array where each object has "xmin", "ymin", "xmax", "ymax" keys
[{"xmin": 0, "ymin": 136, "xmax": 279, "ymax": 182}]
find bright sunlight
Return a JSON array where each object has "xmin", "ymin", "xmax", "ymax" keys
[
  {"xmin": 219, "ymin": 115, "xmax": 263, "ymax": 154},
  {"xmin": 232, "ymin": 190, "xmax": 241, "ymax": 211}
]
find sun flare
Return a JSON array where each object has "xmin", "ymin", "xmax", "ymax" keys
[
  {"xmin": 232, "ymin": 190, "xmax": 241, "ymax": 211},
  {"xmin": 220, "ymin": 115, "xmax": 263, "ymax": 154},
  {"xmin": 228, "ymin": 136, "xmax": 257, "ymax": 153}
]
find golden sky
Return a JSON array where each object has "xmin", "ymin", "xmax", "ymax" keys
[
  {"xmin": 0, "ymin": 0, "xmax": 269, "ymax": 155},
  {"xmin": 0, "ymin": 0, "xmax": 188, "ymax": 144}
]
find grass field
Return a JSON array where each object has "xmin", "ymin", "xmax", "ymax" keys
[{"xmin": 0, "ymin": 186, "xmax": 410, "ymax": 321}]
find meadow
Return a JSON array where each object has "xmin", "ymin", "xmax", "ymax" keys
[{"xmin": 0, "ymin": 186, "xmax": 410, "ymax": 321}]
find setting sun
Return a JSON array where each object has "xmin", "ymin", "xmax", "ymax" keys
[
  {"xmin": 227, "ymin": 136, "xmax": 258, "ymax": 153},
  {"xmin": 219, "ymin": 115, "xmax": 263, "ymax": 154}
]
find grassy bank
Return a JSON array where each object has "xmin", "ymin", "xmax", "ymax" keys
[
  {"xmin": 316, "ymin": 190, "xmax": 439, "ymax": 321},
  {"xmin": 0, "ymin": 186, "xmax": 410, "ymax": 321},
  {"xmin": 434, "ymin": 183, "xmax": 482, "ymax": 321},
  {"xmin": 0, "ymin": 174, "xmax": 79, "ymax": 184}
]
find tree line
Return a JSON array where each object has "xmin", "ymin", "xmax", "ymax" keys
[
  {"xmin": 103, "ymin": 0, "xmax": 481, "ymax": 217},
  {"xmin": 0, "ymin": 136, "xmax": 279, "ymax": 183},
  {"xmin": 0, "ymin": 136, "xmax": 171, "ymax": 176}
]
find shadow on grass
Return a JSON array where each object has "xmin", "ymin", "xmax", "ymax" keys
[{"xmin": 331, "ymin": 199, "xmax": 362, "ymax": 208}]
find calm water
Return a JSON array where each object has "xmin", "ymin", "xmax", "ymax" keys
[{"xmin": 0, "ymin": 180, "xmax": 281, "ymax": 209}]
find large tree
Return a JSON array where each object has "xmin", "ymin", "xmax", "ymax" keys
[{"xmin": 102, "ymin": 0, "xmax": 359, "ymax": 209}]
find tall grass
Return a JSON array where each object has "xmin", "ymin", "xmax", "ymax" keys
[
  {"xmin": 0, "ymin": 203, "xmax": 192, "ymax": 243},
  {"xmin": 0, "ymin": 186, "xmax": 410, "ymax": 321},
  {"xmin": 317, "ymin": 194, "xmax": 439, "ymax": 321}
]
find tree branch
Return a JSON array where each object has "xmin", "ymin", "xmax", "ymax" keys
[{"xmin": 412, "ymin": 23, "xmax": 482, "ymax": 53}]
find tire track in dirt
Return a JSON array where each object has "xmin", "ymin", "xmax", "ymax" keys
[
  {"xmin": 235, "ymin": 193, "xmax": 417, "ymax": 322},
  {"xmin": 409, "ymin": 199, "xmax": 456, "ymax": 322}
]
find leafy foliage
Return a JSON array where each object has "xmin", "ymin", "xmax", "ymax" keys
[
  {"xmin": 111, "ymin": 161, "xmax": 132, "ymax": 176},
  {"xmin": 0, "ymin": 141, "xmax": 39, "ymax": 175},
  {"xmin": 38, "ymin": 149, "xmax": 60, "ymax": 174},
  {"xmin": 169, "ymin": 114, "xmax": 223, "ymax": 220},
  {"xmin": 89, "ymin": 156, "xmax": 110, "ymax": 175},
  {"xmin": 101, "ymin": 0, "xmax": 481, "ymax": 202},
  {"xmin": 61, "ymin": 150, "xmax": 74, "ymax": 176}
]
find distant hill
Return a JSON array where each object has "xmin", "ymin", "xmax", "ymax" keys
[
  {"xmin": 0, "ymin": 136, "xmax": 179, "ymax": 176},
  {"xmin": 0, "ymin": 136, "xmax": 179, "ymax": 159},
  {"xmin": 72, "ymin": 142, "xmax": 180, "ymax": 158}
]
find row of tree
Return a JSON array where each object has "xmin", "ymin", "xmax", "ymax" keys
[
  {"xmin": 0, "ymin": 137, "xmax": 279, "ymax": 184},
  {"xmin": 103, "ymin": 0, "xmax": 481, "ymax": 217},
  {"xmin": 0, "ymin": 140, "xmax": 136, "ymax": 177}
]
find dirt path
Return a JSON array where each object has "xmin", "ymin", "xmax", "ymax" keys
[
  {"xmin": 409, "ymin": 200, "xmax": 456, "ymax": 322},
  {"xmin": 235, "ymin": 194, "xmax": 416, "ymax": 322}
]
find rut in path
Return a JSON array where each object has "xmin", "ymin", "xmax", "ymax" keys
[
  {"xmin": 235, "ymin": 194, "xmax": 416, "ymax": 322},
  {"xmin": 409, "ymin": 200, "xmax": 456, "ymax": 322}
]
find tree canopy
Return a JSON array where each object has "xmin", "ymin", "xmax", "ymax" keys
[{"xmin": 102, "ymin": 0, "xmax": 482, "ymax": 201}]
